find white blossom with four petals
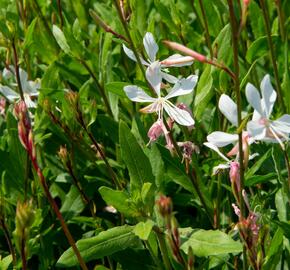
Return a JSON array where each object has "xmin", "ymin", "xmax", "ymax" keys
[
  {"xmin": 123, "ymin": 32, "xmax": 194, "ymax": 83},
  {"xmin": 0, "ymin": 67, "xmax": 40, "ymax": 108},
  {"xmin": 245, "ymin": 74, "xmax": 290, "ymax": 148},
  {"xmin": 124, "ymin": 62, "xmax": 197, "ymax": 126}
]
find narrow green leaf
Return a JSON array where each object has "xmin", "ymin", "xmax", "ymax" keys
[
  {"xmin": 181, "ymin": 229, "xmax": 242, "ymax": 257},
  {"xmin": 52, "ymin": 25, "xmax": 71, "ymax": 54},
  {"xmin": 275, "ymin": 188, "xmax": 288, "ymax": 222},
  {"xmin": 119, "ymin": 121, "xmax": 154, "ymax": 191},
  {"xmin": 246, "ymin": 36, "xmax": 278, "ymax": 63},
  {"xmin": 105, "ymin": 82, "xmax": 128, "ymax": 98},
  {"xmin": 194, "ymin": 66, "xmax": 213, "ymax": 120},
  {"xmin": 56, "ymin": 225, "xmax": 140, "ymax": 267}
]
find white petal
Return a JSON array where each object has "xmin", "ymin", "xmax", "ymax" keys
[
  {"xmin": 161, "ymin": 54, "xmax": 194, "ymax": 67},
  {"xmin": 213, "ymin": 163, "xmax": 230, "ymax": 175},
  {"xmin": 24, "ymin": 95, "xmax": 36, "ymax": 108},
  {"xmin": 2, "ymin": 67, "xmax": 13, "ymax": 79},
  {"xmin": 161, "ymin": 71, "xmax": 179, "ymax": 84},
  {"xmin": 271, "ymin": 114, "xmax": 290, "ymax": 133},
  {"xmin": 26, "ymin": 80, "xmax": 40, "ymax": 96},
  {"xmin": 218, "ymin": 94, "xmax": 238, "ymax": 126},
  {"xmin": 247, "ymin": 120, "xmax": 266, "ymax": 140},
  {"xmin": 124, "ymin": 85, "xmax": 156, "ymax": 102},
  {"xmin": 146, "ymin": 62, "xmax": 162, "ymax": 97},
  {"xmin": 0, "ymin": 85, "xmax": 19, "ymax": 101},
  {"xmin": 164, "ymin": 102, "xmax": 194, "ymax": 126},
  {"xmin": 123, "ymin": 44, "xmax": 148, "ymax": 65},
  {"xmin": 203, "ymin": 142, "xmax": 230, "ymax": 162},
  {"xmin": 246, "ymin": 83, "xmax": 264, "ymax": 116},
  {"xmin": 143, "ymin": 32, "xmax": 158, "ymax": 62},
  {"xmin": 165, "ymin": 75, "xmax": 198, "ymax": 99},
  {"xmin": 260, "ymin": 74, "xmax": 277, "ymax": 118},
  {"xmin": 207, "ymin": 131, "xmax": 239, "ymax": 147},
  {"xmin": 19, "ymin": 68, "xmax": 29, "ymax": 90}
]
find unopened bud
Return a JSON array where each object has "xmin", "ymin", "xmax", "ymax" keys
[
  {"xmin": 0, "ymin": 97, "xmax": 6, "ymax": 116},
  {"xmin": 171, "ymin": 216, "xmax": 180, "ymax": 247},
  {"xmin": 28, "ymin": 130, "xmax": 36, "ymax": 161},
  {"xmin": 58, "ymin": 145, "xmax": 69, "ymax": 167},
  {"xmin": 18, "ymin": 120, "xmax": 29, "ymax": 150},
  {"xmin": 163, "ymin": 40, "xmax": 207, "ymax": 63},
  {"xmin": 230, "ymin": 161, "xmax": 240, "ymax": 191},
  {"xmin": 147, "ymin": 120, "xmax": 164, "ymax": 144},
  {"xmin": 14, "ymin": 101, "xmax": 27, "ymax": 120},
  {"xmin": 66, "ymin": 91, "xmax": 79, "ymax": 108},
  {"xmin": 156, "ymin": 195, "xmax": 172, "ymax": 217},
  {"xmin": 187, "ymin": 246, "xmax": 194, "ymax": 270},
  {"xmin": 15, "ymin": 200, "xmax": 35, "ymax": 239}
]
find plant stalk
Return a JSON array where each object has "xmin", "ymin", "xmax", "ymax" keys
[
  {"xmin": 227, "ymin": 1, "xmax": 247, "ymax": 269},
  {"xmin": 79, "ymin": 59, "xmax": 113, "ymax": 117},
  {"xmin": 197, "ymin": 0, "xmax": 213, "ymax": 58},
  {"xmin": 259, "ymin": 0, "xmax": 285, "ymax": 113}
]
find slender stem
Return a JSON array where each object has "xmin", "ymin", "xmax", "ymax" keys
[
  {"xmin": 154, "ymin": 227, "xmax": 172, "ymax": 270},
  {"xmin": 227, "ymin": 1, "xmax": 247, "ymax": 269},
  {"xmin": 77, "ymin": 111, "xmax": 121, "ymax": 189},
  {"xmin": 259, "ymin": 0, "xmax": 285, "ymax": 113},
  {"xmin": 89, "ymin": 9, "xmax": 129, "ymax": 42},
  {"xmin": 79, "ymin": 59, "xmax": 113, "ymax": 117},
  {"xmin": 30, "ymin": 157, "xmax": 88, "ymax": 270},
  {"xmin": 163, "ymin": 120, "xmax": 182, "ymax": 159},
  {"xmin": 113, "ymin": 0, "xmax": 153, "ymax": 94},
  {"xmin": 189, "ymin": 168, "xmax": 214, "ymax": 226},
  {"xmin": 283, "ymin": 149, "xmax": 290, "ymax": 192},
  {"xmin": 274, "ymin": 0, "xmax": 285, "ymax": 42},
  {"xmin": 0, "ymin": 219, "xmax": 17, "ymax": 266},
  {"xmin": 20, "ymin": 230, "xmax": 27, "ymax": 270},
  {"xmin": 12, "ymin": 40, "xmax": 25, "ymax": 101},
  {"xmin": 57, "ymin": 0, "xmax": 64, "ymax": 28},
  {"xmin": 197, "ymin": 0, "xmax": 213, "ymax": 58}
]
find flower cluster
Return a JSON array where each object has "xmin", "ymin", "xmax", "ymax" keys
[
  {"xmin": 123, "ymin": 32, "xmax": 197, "ymax": 147},
  {"xmin": 205, "ymin": 74, "xmax": 290, "ymax": 171}
]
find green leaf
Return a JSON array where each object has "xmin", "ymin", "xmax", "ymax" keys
[
  {"xmin": 262, "ymin": 228, "xmax": 284, "ymax": 270},
  {"xmin": 194, "ymin": 66, "xmax": 213, "ymax": 120},
  {"xmin": 56, "ymin": 225, "xmax": 140, "ymax": 267},
  {"xmin": 245, "ymin": 149, "xmax": 271, "ymax": 179},
  {"xmin": 119, "ymin": 121, "xmax": 154, "ymax": 192},
  {"xmin": 99, "ymin": 186, "xmax": 138, "ymax": 217},
  {"xmin": 246, "ymin": 36, "xmax": 278, "ymax": 63},
  {"xmin": 0, "ymin": 255, "xmax": 12, "ymax": 270},
  {"xmin": 181, "ymin": 229, "xmax": 242, "ymax": 257},
  {"xmin": 105, "ymin": 82, "xmax": 128, "ymax": 98},
  {"xmin": 52, "ymin": 25, "xmax": 71, "ymax": 54},
  {"xmin": 275, "ymin": 188, "xmax": 288, "ymax": 222},
  {"xmin": 23, "ymin": 18, "xmax": 38, "ymax": 50},
  {"xmin": 60, "ymin": 186, "xmax": 85, "ymax": 220},
  {"xmin": 212, "ymin": 24, "xmax": 231, "ymax": 64},
  {"xmin": 133, "ymin": 220, "xmax": 155, "ymax": 240},
  {"xmin": 113, "ymin": 249, "xmax": 159, "ymax": 270}
]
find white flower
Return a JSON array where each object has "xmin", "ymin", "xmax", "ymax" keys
[
  {"xmin": 206, "ymin": 94, "xmax": 253, "ymax": 157},
  {"xmin": 123, "ymin": 32, "xmax": 194, "ymax": 83},
  {"xmin": 124, "ymin": 62, "xmax": 197, "ymax": 126},
  {"xmin": 245, "ymin": 74, "xmax": 290, "ymax": 148},
  {"xmin": 0, "ymin": 67, "xmax": 40, "ymax": 108}
]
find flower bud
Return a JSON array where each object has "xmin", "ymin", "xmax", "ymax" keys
[
  {"xmin": 156, "ymin": 195, "xmax": 172, "ymax": 218},
  {"xmin": 0, "ymin": 97, "xmax": 6, "ymax": 116},
  {"xmin": 147, "ymin": 120, "xmax": 164, "ymax": 144},
  {"xmin": 58, "ymin": 145, "xmax": 69, "ymax": 167}
]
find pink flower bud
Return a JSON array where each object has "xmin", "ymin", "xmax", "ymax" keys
[
  {"xmin": 243, "ymin": 0, "xmax": 250, "ymax": 6},
  {"xmin": 163, "ymin": 41, "xmax": 207, "ymax": 63},
  {"xmin": 147, "ymin": 120, "xmax": 164, "ymax": 144},
  {"xmin": 0, "ymin": 97, "xmax": 6, "ymax": 116}
]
